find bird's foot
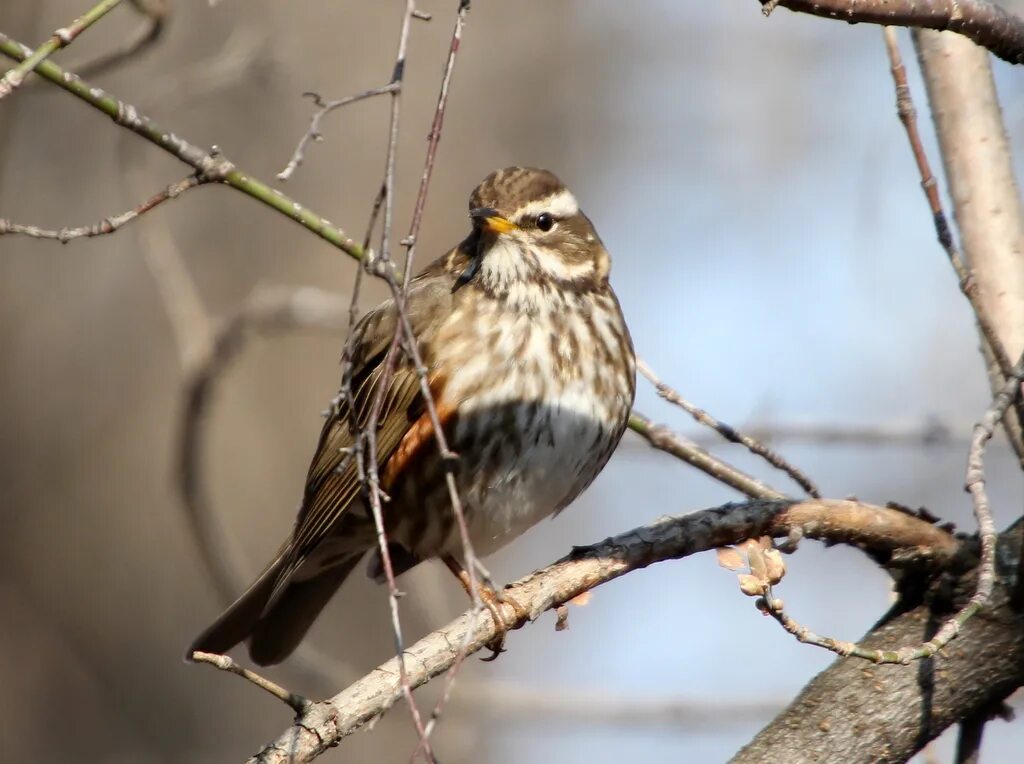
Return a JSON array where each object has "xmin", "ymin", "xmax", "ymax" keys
[{"xmin": 478, "ymin": 586, "xmax": 530, "ymax": 661}]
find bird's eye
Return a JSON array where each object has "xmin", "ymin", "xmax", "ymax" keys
[{"xmin": 536, "ymin": 212, "xmax": 554, "ymax": 232}]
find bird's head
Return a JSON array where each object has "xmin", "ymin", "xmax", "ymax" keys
[{"xmin": 461, "ymin": 167, "xmax": 611, "ymax": 297}]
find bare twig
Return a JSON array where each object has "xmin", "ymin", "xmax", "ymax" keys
[
  {"xmin": 638, "ymin": 359, "xmax": 820, "ymax": 498},
  {"xmin": 396, "ymin": 4, "xmax": 476, "ymax": 752},
  {"xmin": 191, "ymin": 651, "xmax": 311, "ymax": 714},
  {"xmin": 628, "ymin": 412, "xmax": 787, "ymax": 500},
  {"xmin": 0, "ymin": 173, "xmax": 203, "ymax": 243},
  {"xmin": 959, "ymin": 352, "xmax": 1024, "ymax": 615},
  {"xmin": 759, "ymin": 0, "xmax": 1024, "ymax": 65},
  {"xmin": 277, "ymin": 85, "xmax": 399, "ymax": 181},
  {"xmin": 0, "ymin": 32, "xmax": 367, "ymax": 259},
  {"xmin": 348, "ymin": 3, "xmax": 436, "ymax": 756},
  {"xmin": 247, "ymin": 498, "xmax": 957, "ymax": 764},
  {"xmin": 882, "ymin": 28, "xmax": 1015, "ymax": 382},
  {"xmin": 0, "ymin": 0, "xmax": 124, "ymax": 101}
]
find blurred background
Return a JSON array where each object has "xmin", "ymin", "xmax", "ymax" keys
[{"xmin": 3, "ymin": 1, "xmax": 1024, "ymax": 761}]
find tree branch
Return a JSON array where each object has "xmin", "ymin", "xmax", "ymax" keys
[
  {"xmin": 913, "ymin": 29, "xmax": 1024, "ymax": 465},
  {"xmin": 247, "ymin": 498, "xmax": 957, "ymax": 764},
  {"xmin": 0, "ymin": 173, "xmax": 203, "ymax": 242},
  {"xmin": 732, "ymin": 519, "xmax": 1024, "ymax": 763},
  {"xmin": 760, "ymin": 0, "xmax": 1024, "ymax": 65},
  {"xmin": 0, "ymin": 0, "xmax": 123, "ymax": 100},
  {"xmin": 0, "ymin": 32, "xmax": 367, "ymax": 260}
]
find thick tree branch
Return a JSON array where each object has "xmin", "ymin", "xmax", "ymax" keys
[
  {"xmin": 247, "ymin": 498, "xmax": 956, "ymax": 764},
  {"xmin": 732, "ymin": 520, "xmax": 1024, "ymax": 763},
  {"xmin": 760, "ymin": 0, "xmax": 1024, "ymax": 65}
]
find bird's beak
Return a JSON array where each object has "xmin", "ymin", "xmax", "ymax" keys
[{"xmin": 470, "ymin": 207, "xmax": 517, "ymax": 234}]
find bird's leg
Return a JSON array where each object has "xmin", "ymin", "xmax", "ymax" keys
[{"xmin": 442, "ymin": 555, "xmax": 529, "ymax": 660}]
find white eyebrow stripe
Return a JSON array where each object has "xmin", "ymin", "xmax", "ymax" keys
[{"xmin": 514, "ymin": 189, "xmax": 579, "ymax": 222}]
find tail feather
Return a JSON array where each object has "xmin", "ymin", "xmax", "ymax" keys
[
  {"xmin": 187, "ymin": 553, "xmax": 362, "ymax": 666},
  {"xmin": 249, "ymin": 555, "xmax": 360, "ymax": 665}
]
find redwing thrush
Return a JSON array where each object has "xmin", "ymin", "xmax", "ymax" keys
[{"xmin": 188, "ymin": 167, "xmax": 636, "ymax": 665}]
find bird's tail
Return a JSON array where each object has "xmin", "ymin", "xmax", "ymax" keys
[{"xmin": 186, "ymin": 552, "xmax": 362, "ymax": 666}]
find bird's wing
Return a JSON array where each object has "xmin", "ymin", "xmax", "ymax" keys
[{"xmin": 270, "ymin": 254, "xmax": 463, "ymax": 601}]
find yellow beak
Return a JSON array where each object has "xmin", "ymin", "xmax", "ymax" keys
[{"xmin": 470, "ymin": 207, "xmax": 517, "ymax": 234}]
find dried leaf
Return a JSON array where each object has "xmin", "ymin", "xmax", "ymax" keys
[
  {"xmin": 716, "ymin": 546, "xmax": 746, "ymax": 571},
  {"xmin": 764, "ymin": 548, "xmax": 786, "ymax": 585},
  {"xmin": 745, "ymin": 543, "xmax": 768, "ymax": 582},
  {"xmin": 738, "ymin": 573, "xmax": 765, "ymax": 597}
]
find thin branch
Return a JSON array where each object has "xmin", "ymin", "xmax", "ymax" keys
[
  {"xmin": 628, "ymin": 412, "xmax": 787, "ymax": 500},
  {"xmin": 638, "ymin": 359, "xmax": 820, "ymax": 498},
  {"xmin": 342, "ymin": 3, "xmax": 436, "ymax": 756},
  {"xmin": 882, "ymin": 28, "xmax": 1015, "ymax": 382},
  {"xmin": 396, "ymin": 3, "xmax": 475, "ymax": 752},
  {"xmin": 959, "ymin": 351, "xmax": 1024, "ymax": 619},
  {"xmin": 191, "ymin": 651, "xmax": 311, "ymax": 714},
  {"xmin": 0, "ymin": 0, "xmax": 124, "ymax": 101},
  {"xmin": 0, "ymin": 32, "xmax": 367, "ymax": 260},
  {"xmin": 247, "ymin": 498, "xmax": 958, "ymax": 764},
  {"xmin": 760, "ymin": 0, "xmax": 1024, "ymax": 65},
  {"xmin": 277, "ymin": 85, "xmax": 399, "ymax": 181},
  {"xmin": 0, "ymin": 173, "xmax": 203, "ymax": 243}
]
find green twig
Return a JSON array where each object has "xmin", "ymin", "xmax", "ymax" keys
[
  {"xmin": 0, "ymin": 32, "xmax": 366, "ymax": 261},
  {"xmin": 0, "ymin": 0, "xmax": 124, "ymax": 100}
]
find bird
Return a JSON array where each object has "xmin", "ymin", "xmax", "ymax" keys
[{"xmin": 187, "ymin": 167, "xmax": 636, "ymax": 666}]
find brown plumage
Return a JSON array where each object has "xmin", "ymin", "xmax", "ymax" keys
[{"xmin": 188, "ymin": 168, "xmax": 636, "ymax": 665}]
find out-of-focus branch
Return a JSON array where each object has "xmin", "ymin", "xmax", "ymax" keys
[
  {"xmin": 913, "ymin": 30, "xmax": 1024, "ymax": 464},
  {"xmin": 248, "ymin": 498, "xmax": 958, "ymax": 764},
  {"xmin": 0, "ymin": 0, "xmax": 123, "ymax": 100},
  {"xmin": 620, "ymin": 418, "xmax": 971, "ymax": 450},
  {"xmin": 759, "ymin": 0, "xmax": 1024, "ymax": 65},
  {"xmin": 66, "ymin": 0, "xmax": 167, "ymax": 79},
  {"xmin": 0, "ymin": 33, "xmax": 367, "ymax": 260},
  {"xmin": 456, "ymin": 682, "xmax": 783, "ymax": 728},
  {"xmin": 732, "ymin": 519, "xmax": 1024, "ymax": 764},
  {"xmin": 177, "ymin": 286, "xmax": 350, "ymax": 607},
  {"xmin": 0, "ymin": 174, "xmax": 203, "ymax": 243}
]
